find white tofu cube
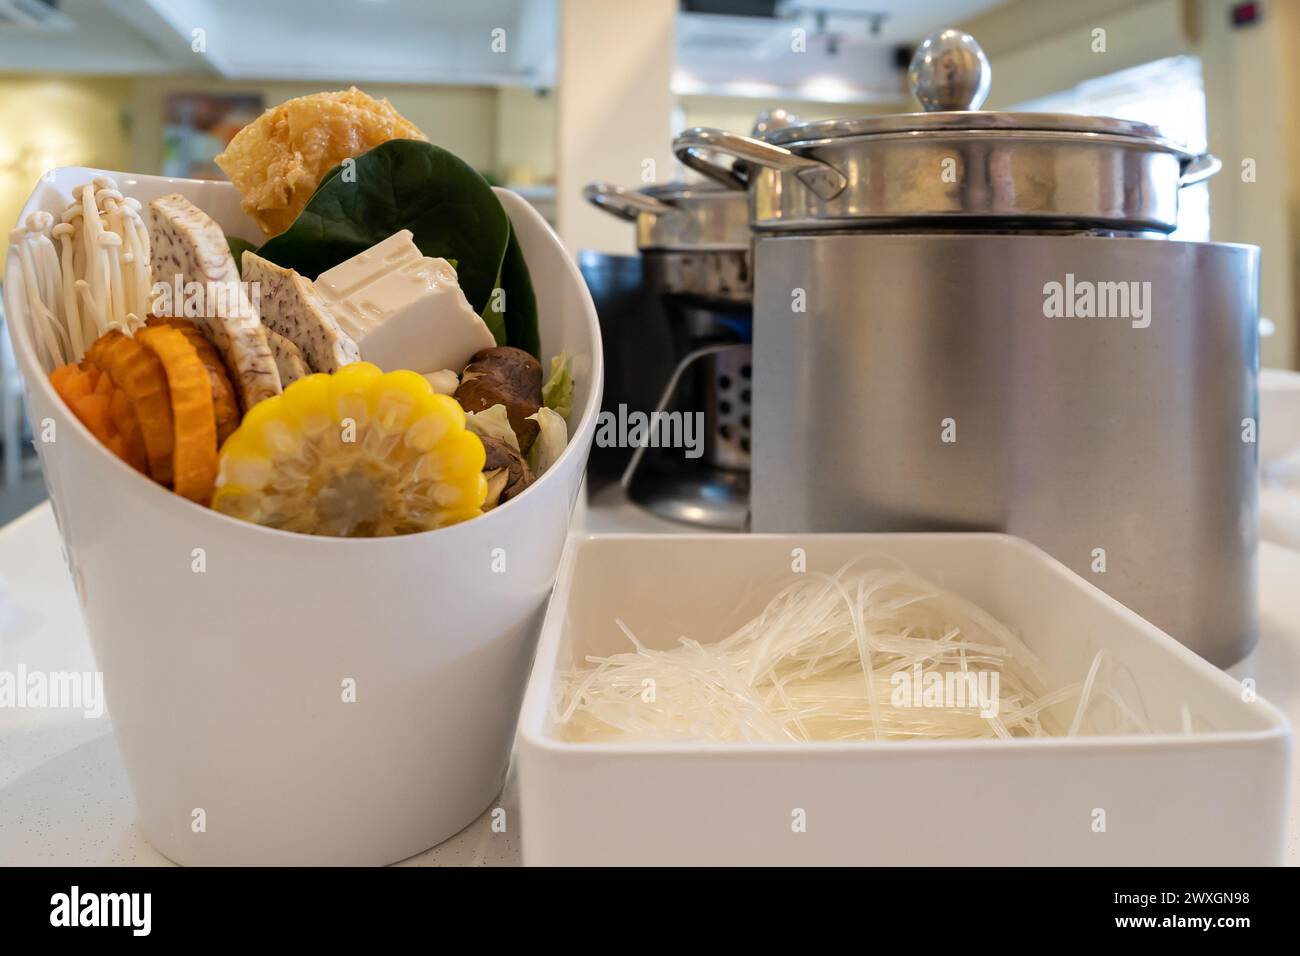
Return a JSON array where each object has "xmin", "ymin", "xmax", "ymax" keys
[{"xmin": 314, "ymin": 229, "xmax": 496, "ymax": 375}]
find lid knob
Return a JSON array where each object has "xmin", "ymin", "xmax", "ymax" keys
[{"xmin": 909, "ymin": 29, "xmax": 991, "ymax": 112}]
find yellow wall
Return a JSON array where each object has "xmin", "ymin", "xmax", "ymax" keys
[
  {"xmin": 1273, "ymin": 0, "xmax": 1300, "ymax": 371},
  {"xmin": 129, "ymin": 77, "xmax": 498, "ymax": 175},
  {"xmin": 0, "ymin": 71, "xmax": 899, "ymax": 230},
  {"xmin": 496, "ymin": 85, "xmax": 556, "ymax": 186},
  {"xmin": 487, "ymin": 90, "xmax": 901, "ymax": 191},
  {"xmin": 1195, "ymin": 0, "xmax": 1295, "ymax": 371},
  {"xmin": 962, "ymin": 0, "xmax": 1187, "ymax": 107},
  {"xmin": 0, "ymin": 74, "xmax": 133, "ymax": 253},
  {"xmin": 0, "ymin": 73, "xmax": 501, "ymax": 259}
]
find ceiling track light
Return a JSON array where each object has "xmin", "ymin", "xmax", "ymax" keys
[{"xmin": 781, "ymin": 5, "xmax": 891, "ymax": 41}]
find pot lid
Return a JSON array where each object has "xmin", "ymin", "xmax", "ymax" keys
[
  {"xmin": 671, "ymin": 28, "xmax": 1220, "ymax": 234},
  {"xmin": 763, "ymin": 29, "xmax": 1193, "ymax": 158},
  {"xmin": 764, "ymin": 112, "xmax": 1194, "ymax": 157}
]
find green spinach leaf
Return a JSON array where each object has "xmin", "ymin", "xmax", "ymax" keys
[
  {"xmin": 498, "ymin": 227, "xmax": 539, "ymax": 357},
  {"xmin": 255, "ymin": 140, "xmax": 537, "ymax": 352}
]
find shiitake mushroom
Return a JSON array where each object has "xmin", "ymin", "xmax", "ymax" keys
[
  {"xmin": 481, "ymin": 436, "xmax": 535, "ymax": 509},
  {"xmin": 454, "ymin": 346, "xmax": 542, "ymax": 454}
]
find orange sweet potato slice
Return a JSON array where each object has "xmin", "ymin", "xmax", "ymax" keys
[
  {"xmin": 88, "ymin": 364, "xmax": 147, "ymax": 473},
  {"xmin": 71, "ymin": 392, "xmax": 121, "ymax": 456},
  {"xmin": 51, "ymin": 363, "xmax": 106, "ymax": 431},
  {"xmin": 146, "ymin": 315, "xmax": 241, "ymax": 445},
  {"xmin": 136, "ymin": 325, "xmax": 218, "ymax": 503},
  {"xmin": 85, "ymin": 331, "xmax": 175, "ymax": 487},
  {"xmin": 50, "ymin": 364, "xmax": 86, "ymax": 402},
  {"xmin": 50, "ymin": 363, "xmax": 139, "ymax": 468},
  {"xmin": 108, "ymin": 388, "xmax": 149, "ymax": 474}
]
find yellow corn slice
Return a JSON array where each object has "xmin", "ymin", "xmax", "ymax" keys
[{"xmin": 210, "ymin": 363, "xmax": 487, "ymax": 536}]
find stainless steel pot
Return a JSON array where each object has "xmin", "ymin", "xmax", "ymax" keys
[
  {"xmin": 584, "ymin": 135, "xmax": 775, "ymax": 520},
  {"xmin": 583, "ymin": 181, "xmax": 752, "ymax": 307},
  {"xmin": 677, "ymin": 116, "xmax": 1219, "ymax": 234},
  {"xmin": 582, "ymin": 181, "xmax": 750, "ymax": 253},
  {"xmin": 584, "ymin": 109, "xmax": 800, "ymax": 303},
  {"xmin": 751, "ymin": 233, "xmax": 1258, "ymax": 666},
  {"xmin": 671, "ymin": 29, "xmax": 1259, "ymax": 665},
  {"xmin": 676, "ymin": 34, "xmax": 1219, "ymax": 235}
]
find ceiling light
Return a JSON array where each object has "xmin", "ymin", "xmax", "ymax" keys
[
  {"xmin": 799, "ymin": 75, "xmax": 855, "ymax": 102},
  {"xmin": 723, "ymin": 80, "xmax": 783, "ymax": 97}
]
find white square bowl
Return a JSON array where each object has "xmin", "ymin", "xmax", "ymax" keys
[{"xmin": 518, "ymin": 533, "xmax": 1292, "ymax": 866}]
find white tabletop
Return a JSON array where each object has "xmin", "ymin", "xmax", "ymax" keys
[{"xmin": 2, "ymin": 492, "xmax": 1299, "ymax": 866}]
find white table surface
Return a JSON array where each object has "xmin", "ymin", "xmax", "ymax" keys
[{"xmin": 2, "ymin": 489, "xmax": 1299, "ymax": 866}]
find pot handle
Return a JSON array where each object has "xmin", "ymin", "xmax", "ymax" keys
[
  {"xmin": 673, "ymin": 127, "xmax": 849, "ymax": 201},
  {"xmin": 674, "ymin": 136, "xmax": 750, "ymax": 191},
  {"xmin": 1179, "ymin": 153, "xmax": 1221, "ymax": 188},
  {"xmin": 583, "ymin": 182, "xmax": 677, "ymax": 221}
]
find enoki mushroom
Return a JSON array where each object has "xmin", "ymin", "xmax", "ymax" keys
[
  {"xmin": 555, "ymin": 558, "xmax": 1157, "ymax": 743},
  {"xmin": 8, "ymin": 175, "xmax": 151, "ymax": 368}
]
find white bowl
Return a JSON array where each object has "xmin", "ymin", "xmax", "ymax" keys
[
  {"xmin": 519, "ymin": 533, "xmax": 1291, "ymax": 865},
  {"xmin": 4, "ymin": 168, "xmax": 603, "ymax": 865}
]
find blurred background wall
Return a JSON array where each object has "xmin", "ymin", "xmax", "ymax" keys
[
  {"xmin": 1, "ymin": 0, "xmax": 1297, "ymax": 367},
  {"xmin": 957, "ymin": 0, "xmax": 1299, "ymax": 373}
]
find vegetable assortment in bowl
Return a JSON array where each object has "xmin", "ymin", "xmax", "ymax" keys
[
  {"xmin": 3, "ymin": 88, "xmax": 602, "ymax": 864},
  {"xmin": 11, "ymin": 87, "xmax": 575, "ymax": 537}
]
